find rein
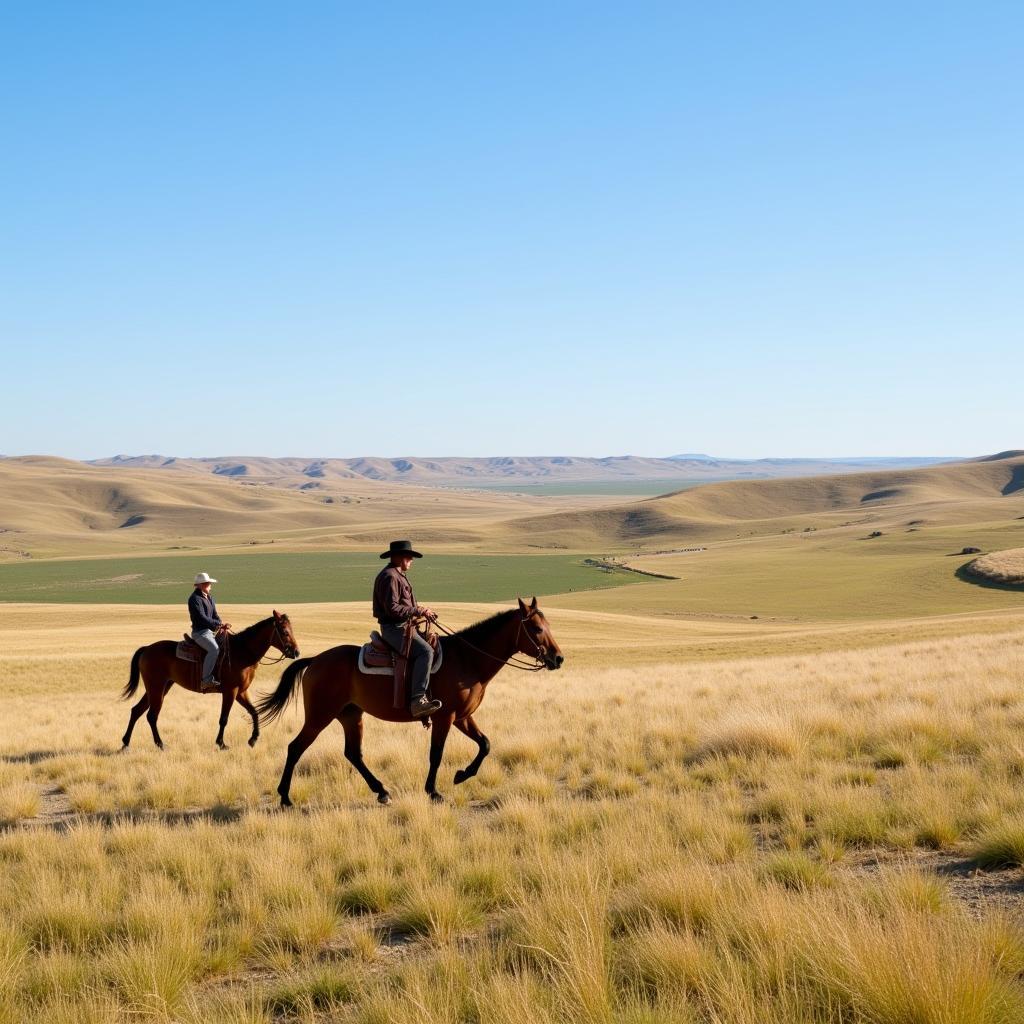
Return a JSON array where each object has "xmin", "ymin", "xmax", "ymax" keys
[{"xmin": 431, "ymin": 615, "xmax": 548, "ymax": 672}]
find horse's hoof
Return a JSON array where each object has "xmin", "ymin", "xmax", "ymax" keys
[
  {"xmin": 280, "ymin": 795, "xmax": 293, "ymax": 809},
  {"xmin": 429, "ymin": 792, "xmax": 444, "ymax": 805},
  {"xmin": 119, "ymin": 743, "xmax": 129, "ymax": 753},
  {"xmin": 248, "ymin": 736, "xmax": 258, "ymax": 748},
  {"xmin": 377, "ymin": 791, "xmax": 391, "ymax": 806},
  {"xmin": 453, "ymin": 769, "xmax": 469, "ymax": 785},
  {"xmin": 217, "ymin": 744, "xmax": 229, "ymax": 751}
]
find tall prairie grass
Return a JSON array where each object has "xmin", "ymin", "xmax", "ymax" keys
[{"xmin": 1, "ymin": 604, "xmax": 1023, "ymax": 1020}]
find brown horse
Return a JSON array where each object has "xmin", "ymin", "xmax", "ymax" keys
[
  {"xmin": 120, "ymin": 611, "xmax": 300, "ymax": 751},
  {"xmin": 257, "ymin": 597, "xmax": 563, "ymax": 806}
]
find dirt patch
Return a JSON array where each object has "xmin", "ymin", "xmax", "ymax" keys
[{"xmin": 845, "ymin": 847, "xmax": 1024, "ymax": 915}]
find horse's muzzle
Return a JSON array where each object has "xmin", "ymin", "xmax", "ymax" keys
[
  {"xmin": 546, "ymin": 654, "xmax": 564, "ymax": 670},
  {"xmin": 287, "ymin": 646, "xmax": 300, "ymax": 658}
]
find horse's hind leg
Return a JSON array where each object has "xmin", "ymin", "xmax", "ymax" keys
[
  {"xmin": 121, "ymin": 694, "xmax": 150, "ymax": 749},
  {"xmin": 146, "ymin": 681, "xmax": 169, "ymax": 749},
  {"xmin": 277, "ymin": 715, "xmax": 331, "ymax": 808},
  {"xmin": 215, "ymin": 690, "xmax": 234, "ymax": 750},
  {"xmin": 340, "ymin": 707, "xmax": 391, "ymax": 806},
  {"xmin": 453, "ymin": 715, "xmax": 491, "ymax": 785},
  {"xmin": 236, "ymin": 692, "xmax": 260, "ymax": 748}
]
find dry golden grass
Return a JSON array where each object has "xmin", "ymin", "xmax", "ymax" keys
[
  {"xmin": 2, "ymin": 602, "xmax": 1024, "ymax": 1021},
  {"xmin": 967, "ymin": 548, "xmax": 1024, "ymax": 586}
]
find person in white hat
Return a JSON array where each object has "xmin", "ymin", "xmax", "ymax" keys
[{"xmin": 188, "ymin": 572, "xmax": 232, "ymax": 692}]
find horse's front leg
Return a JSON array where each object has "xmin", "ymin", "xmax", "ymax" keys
[
  {"xmin": 453, "ymin": 714, "xmax": 490, "ymax": 785},
  {"xmin": 216, "ymin": 689, "xmax": 235, "ymax": 749},
  {"xmin": 236, "ymin": 691, "xmax": 260, "ymax": 747},
  {"xmin": 424, "ymin": 713, "xmax": 455, "ymax": 803},
  {"xmin": 121, "ymin": 694, "xmax": 149, "ymax": 749}
]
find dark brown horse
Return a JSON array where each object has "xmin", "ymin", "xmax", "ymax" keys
[
  {"xmin": 120, "ymin": 611, "xmax": 300, "ymax": 750},
  {"xmin": 257, "ymin": 597, "xmax": 563, "ymax": 806}
]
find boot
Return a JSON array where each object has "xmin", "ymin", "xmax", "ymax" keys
[
  {"xmin": 409, "ymin": 694, "xmax": 441, "ymax": 719},
  {"xmin": 200, "ymin": 678, "xmax": 220, "ymax": 693}
]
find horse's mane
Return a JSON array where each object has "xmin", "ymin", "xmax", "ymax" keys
[
  {"xmin": 230, "ymin": 615, "xmax": 280, "ymax": 645},
  {"xmin": 446, "ymin": 608, "xmax": 516, "ymax": 646}
]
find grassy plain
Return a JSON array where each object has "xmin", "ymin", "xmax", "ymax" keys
[
  {"xmin": 3, "ymin": 603, "xmax": 1024, "ymax": 1022},
  {"xmin": 548, "ymin": 518, "xmax": 1024, "ymax": 621},
  {"xmin": 0, "ymin": 552, "xmax": 644, "ymax": 604}
]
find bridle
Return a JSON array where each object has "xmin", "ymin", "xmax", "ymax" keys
[
  {"xmin": 431, "ymin": 612, "xmax": 552, "ymax": 672},
  {"xmin": 259, "ymin": 617, "xmax": 297, "ymax": 665}
]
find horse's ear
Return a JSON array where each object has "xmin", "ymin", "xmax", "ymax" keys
[
  {"xmin": 517, "ymin": 596, "xmax": 528, "ymax": 615},
  {"xmin": 530, "ymin": 596, "xmax": 538, "ymax": 611},
  {"xmin": 273, "ymin": 609, "xmax": 280, "ymax": 619}
]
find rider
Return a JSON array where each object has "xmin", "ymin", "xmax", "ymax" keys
[
  {"xmin": 188, "ymin": 572, "xmax": 232, "ymax": 693},
  {"xmin": 373, "ymin": 540, "xmax": 442, "ymax": 719}
]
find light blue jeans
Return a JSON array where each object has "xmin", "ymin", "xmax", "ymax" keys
[{"xmin": 191, "ymin": 629, "xmax": 219, "ymax": 681}]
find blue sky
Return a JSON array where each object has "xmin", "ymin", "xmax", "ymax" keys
[{"xmin": 1, "ymin": 2, "xmax": 1020, "ymax": 459}]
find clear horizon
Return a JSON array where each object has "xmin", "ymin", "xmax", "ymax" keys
[{"xmin": 2, "ymin": 4, "xmax": 1021, "ymax": 460}]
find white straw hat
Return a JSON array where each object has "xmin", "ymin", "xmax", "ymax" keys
[{"xmin": 194, "ymin": 572, "xmax": 218, "ymax": 584}]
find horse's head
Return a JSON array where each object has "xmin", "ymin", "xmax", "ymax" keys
[
  {"xmin": 271, "ymin": 610, "xmax": 300, "ymax": 658},
  {"xmin": 516, "ymin": 596, "xmax": 564, "ymax": 670}
]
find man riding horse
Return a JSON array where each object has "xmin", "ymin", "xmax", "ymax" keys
[
  {"xmin": 373, "ymin": 540, "xmax": 442, "ymax": 719},
  {"xmin": 188, "ymin": 572, "xmax": 232, "ymax": 692}
]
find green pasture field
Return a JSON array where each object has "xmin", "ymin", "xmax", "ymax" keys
[{"xmin": 0, "ymin": 551, "xmax": 652, "ymax": 605}]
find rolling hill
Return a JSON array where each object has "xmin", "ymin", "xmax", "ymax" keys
[
  {"xmin": 1, "ymin": 452, "xmax": 1020, "ymax": 562},
  {"xmin": 0, "ymin": 457, "xmax": 603, "ymax": 560},
  {"xmin": 509, "ymin": 452, "xmax": 1024, "ymax": 549},
  {"xmin": 2, "ymin": 451, "xmax": 1024, "ymax": 622}
]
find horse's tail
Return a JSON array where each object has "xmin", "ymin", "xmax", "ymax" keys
[
  {"xmin": 256, "ymin": 657, "xmax": 312, "ymax": 725},
  {"xmin": 121, "ymin": 647, "xmax": 144, "ymax": 700}
]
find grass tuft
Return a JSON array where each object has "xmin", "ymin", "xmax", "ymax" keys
[{"xmin": 972, "ymin": 821, "xmax": 1024, "ymax": 869}]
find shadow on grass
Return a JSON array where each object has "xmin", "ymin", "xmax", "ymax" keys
[
  {"xmin": 3, "ymin": 800, "xmax": 247, "ymax": 834},
  {"xmin": 1, "ymin": 746, "xmax": 125, "ymax": 765},
  {"xmin": 1002, "ymin": 464, "xmax": 1024, "ymax": 496},
  {"xmin": 954, "ymin": 563, "xmax": 1024, "ymax": 593},
  {"xmin": 1, "ymin": 749, "xmax": 60, "ymax": 765}
]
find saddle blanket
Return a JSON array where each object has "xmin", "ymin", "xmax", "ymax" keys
[
  {"xmin": 357, "ymin": 642, "xmax": 444, "ymax": 676},
  {"xmin": 175, "ymin": 635, "xmax": 203, "ymax": 663}
]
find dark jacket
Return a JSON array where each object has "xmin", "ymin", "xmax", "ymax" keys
[
  {"xmin": 372, "ymin": 566, "xmax": 422, "ymax": 624},
  {"xmin": 188, "ymin": 589, "xmax": 222, "ymax": 632}
]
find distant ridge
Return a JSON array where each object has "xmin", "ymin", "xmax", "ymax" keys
[
  {"xmin": 79, "ymin": 453, "xmax": 955, "ymax": 488},
  {"xmin": 667, "ymin": 454, "xmax": 949, "ymax": 469}
]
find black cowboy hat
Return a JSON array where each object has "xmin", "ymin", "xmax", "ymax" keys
[{"xmin": 380, "ymin": 539, "xmax": 423, "ymax": 559}]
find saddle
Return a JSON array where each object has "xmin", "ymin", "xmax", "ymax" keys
[
  {"xmin": 175, "ymin": 633, "xmax": 229, "ymax": 687},
  {"xmin": 358, "ymin": 624, "xmax": 442, "ymax": 711}
]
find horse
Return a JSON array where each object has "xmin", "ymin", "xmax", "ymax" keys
[
  {"xmin": 120, "ymin": 611, "xmax": 300, "ymax": 751},
  {"xmin": 256, "ymin": 597, "xmax": 564, "ymax": 806}
]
